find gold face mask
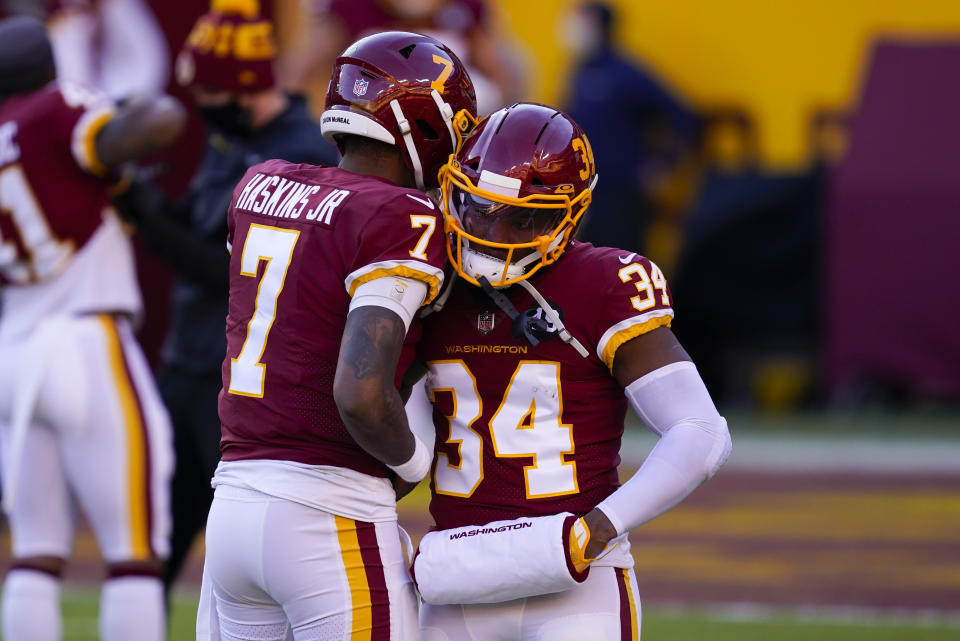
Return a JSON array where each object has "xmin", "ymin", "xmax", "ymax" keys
[
  {"xmin": 439, "ymin": 106, "xmax": 597, "ymax": 288},
  {"xmin": 439, "ymin": 163, "xmax": 591, "ymax": 287}
]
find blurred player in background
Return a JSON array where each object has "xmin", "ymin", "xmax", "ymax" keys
[
  {"xmin": 0, "ymin": 16, "xmax": 184, "ymax": 641},
  {"xmin": 196, "ymin": 31, "xmax": 476, "ymax": 641},
  {"xmin": 112, "ymin": 0, "xmax": 338, "ymax": 599},
  {"xmin": 3, "ymin": 0, "xmax": 169, "ymax": 99},
  {"xmin": 282, "ymin": 0, "xmax": 522, "ymax": 114},
  {"xmin": 410, "ymin": 102, "xmax": 731, "ymax": 640},
  {"xmin": 563, "ymin": 1, "xmax": 699, "ymax": 255}
]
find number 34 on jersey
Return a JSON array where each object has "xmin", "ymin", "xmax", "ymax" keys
[{"xmin": 426, "ymin": 360, "xmax": 578, "ymax": 501}]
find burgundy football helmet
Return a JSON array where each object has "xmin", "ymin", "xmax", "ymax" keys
[
  {"xmin": 321, "ymin": 31, "xmax": 477, "ymax": 190},
  {"xmin": 440, "ymin": 103, "xmax": 598, "ymax": 287}
]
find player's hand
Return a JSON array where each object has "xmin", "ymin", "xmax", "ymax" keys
[
  {"xmin": 569, "ymin": 508, "xmax": 618, "ymax": 572},
  {"xmin": 582, "ymin": 508, "xmax": 617, "ymax": 559},
  {"xmin": 109, "ymin": 169, "xmax": 166, "ymax": 225}
]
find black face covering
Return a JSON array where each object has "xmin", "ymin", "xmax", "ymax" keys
[{"xmin": 197, "ymin": 100, "xmax": 253, "ymax": 137}]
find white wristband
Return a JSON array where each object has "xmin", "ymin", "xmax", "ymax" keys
[{"xmin": 388, "ymin": 434, "xmax": 432, "ymax": 482}]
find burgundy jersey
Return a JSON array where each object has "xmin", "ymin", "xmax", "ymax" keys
[
  {"xmin": 218, "ymin": 159, "xmax": 446, "ymax": 478},
  {"xmin": 0, "ymin": 82, "xmax": 116, "ymax": 285},
  {"xmin": 419, "ymin": 241, "xmax": 674, "ymax": 530}
]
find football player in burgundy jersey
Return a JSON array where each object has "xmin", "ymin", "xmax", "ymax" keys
[
  {"xmin": 0, "ymin": 16, "xmax": 184, "ymax": 641},
  {"xmin": 197, "ymin": 32, "xmax": 476, "ymax": 641},
  {"xmin": 410, "ymin": 103, "xmax": 732, "ymax": 640}
]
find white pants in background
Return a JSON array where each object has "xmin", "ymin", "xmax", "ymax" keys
[{"xmin": 0, "ymin": 314, "xmax": 173, "ymax": 563}]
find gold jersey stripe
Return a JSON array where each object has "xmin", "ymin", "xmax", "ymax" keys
[
  {"xmin": 600, "ymin": 315, "xmax": 673, "ymax": 371},
  {"xmin": 622, "ymin": 568, "xmax": 639, "ymax": 641},
  {"xmin": 335, "ymin": 515, "xmax": 373, "ymax": 640},
  {"xmin": 79, "ymin": 111, "xmax": 114, "ymax": 177},
  {"xmin": 347, "ymin": 266, "xmax": 441, "ymax": 305},
  {"xmin": 98, "ymin": 315, "xmax": 150, "ymax": 559}
]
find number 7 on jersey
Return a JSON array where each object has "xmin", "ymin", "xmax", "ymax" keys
[{"xmin": 228, "ymin": 224, "xmax": 300, "ymax": 397}]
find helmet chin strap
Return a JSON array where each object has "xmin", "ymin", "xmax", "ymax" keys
[
  {"xmin": 462, "ymin": 242, "xmax": 588, "ymax": 358},
  {"xmin": 515, "ymin": 279, "xmax": 589, "ymax": 357},
  {"xmin": 430, "ymin": 89, "xmax": 457, "ymax": 151},
  {"xmin": 473, "ymin": 274, "xmax": 589, "ymax": 359},
  {"xmin": 390, "ymin": 99, "xmax": 425, "ymax": 191},
  {"xmin": 514, "ymin": 247, "xmax": 544, "ymax": 271},
  {"xmin": 391, "ymin": 93, "xmax": 458, "ymax": 192}
]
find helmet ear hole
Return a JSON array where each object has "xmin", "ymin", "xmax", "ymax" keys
[{"xmin": 416, "ymin": 119, "xmax": 440, "ymax": 141}]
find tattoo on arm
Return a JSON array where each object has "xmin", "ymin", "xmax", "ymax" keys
[
  {"xmin": 340, "ymin": 306, "xmax": 405, "ymax": 381},
  {"xmin": 336, "ymin": 306, "xmax": 414, "ymax": 465}
]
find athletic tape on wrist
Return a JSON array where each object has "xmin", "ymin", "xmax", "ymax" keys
[{"xmin": 388, "ymin": 434, "xmax": 431, "ymax": 482}]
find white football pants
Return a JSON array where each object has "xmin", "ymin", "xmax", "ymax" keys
[
  {"xmin": 0, "ymin": 313, "xmax": 173, "ymax": 562},
  {"xmin": 199, "ymin": 484, "xmax": 418, "ymax": 641},
  {"xmin": 420, "ymin": 565, "xmax": 642, "ymax": 641}
]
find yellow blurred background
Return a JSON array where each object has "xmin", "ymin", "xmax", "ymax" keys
[{"xmin": 489, "ymin": 0, "xmax": 960, "ymax": 168}]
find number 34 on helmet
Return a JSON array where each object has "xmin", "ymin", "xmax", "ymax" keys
[{"xmin": 440, "ymin": 103, "xmax": 599, "ymax": 288}]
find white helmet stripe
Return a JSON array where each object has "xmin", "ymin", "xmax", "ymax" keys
[
  {"xmin": 477, "ymin": 170, "xmax": 522, "ymax": 198},
  {"xmin": 390, "ymin": 99, "xmax": 425, "ymax": 191}
]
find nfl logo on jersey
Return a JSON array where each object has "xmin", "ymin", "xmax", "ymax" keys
[
  {"xmin": 477, "ymin": 310, "xmax": 495, "ymax": 334},
  {"xmin": 353, "ymin": 78, "xmax": 369, "ymax": 96}
]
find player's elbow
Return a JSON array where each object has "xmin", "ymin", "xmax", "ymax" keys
[
  {"xmin": 135, "ymin": 95, "xmax": 187, "ymax": 152},
  {"xmin": 697, "ymin": 415, "xmax": 732, "ymax": 480},
  {"xmin": 97, "ymin": 95, "xmax": 186, "ymax": 167},
  {"xmin": 333, "ymin": 376, "xmax": 384, "ymax": 433}
]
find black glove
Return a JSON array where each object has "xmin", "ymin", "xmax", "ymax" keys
[{"xmin": 110, "ymin": 165, "xmax": 170, "ymax": 225}]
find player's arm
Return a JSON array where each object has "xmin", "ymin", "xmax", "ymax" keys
[
  {"xmin": 576, "ymin": 326, "xmax": 732, "ymax": 563},
  {"xmin": 334, "ymin": 277, "xmax": 433, "ymax": 484},
  {"xmin": 112, "ymin": 178, "xmax": 229, "ymax": 292},
  {"xmin": 94, "ymin": 95, "xmax": 185, "ymax": 169}
]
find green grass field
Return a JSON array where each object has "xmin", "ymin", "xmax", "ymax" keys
[
  {"xmin": 28, "ymin": 587, "xmax": 958, "ymax": 641},
  {"xmin": 5, "ymin": 413, "xmax": 957, "ymax": 640}
]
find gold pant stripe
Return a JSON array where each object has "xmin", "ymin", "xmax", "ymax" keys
[
  {"xmin": 99, "ymin": 315, "xmax": 150, "ymax": 559},
  {"xmin": 622, "ymin": 568, "xmax": 639, "ymax": 641},
  {"xmin": 335, "ymin": 515, "xmax": 373, "ymax": 640}
]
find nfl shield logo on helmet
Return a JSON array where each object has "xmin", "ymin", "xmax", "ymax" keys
[
  {"xmin": 353, "ymin": 78, "xmax": 369, "ymax": 96},
  {"xmin": 477, "ymin": 310, "xmax": 495, "ymax": 334}
]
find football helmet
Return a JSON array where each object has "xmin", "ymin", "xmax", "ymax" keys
[
  {"xmin": 321, "ymin": 31, "xmax": 477, "ymax": 190},
  {"xmin": 440, "ymin": 102, "xmax": 598, "ymax": 287}
]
